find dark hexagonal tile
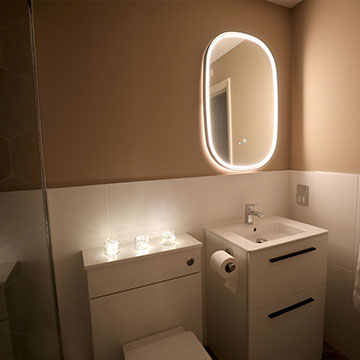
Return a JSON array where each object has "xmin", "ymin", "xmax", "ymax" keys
[
  {"xmin": 0, "ymin": 2, "xmax": 28, "ymax": 30},
  {"xmin": 0, "ymin": 137, "xmax": 10, "ymax": 182},
  {"xmin": 0, "ymin": 18, "xmax": 34, "ymax": 82},
  {"xmin": 0, "ymin": 69, "xmax": 37, "ymax": 140},
  {"xmin": 10, "ymin": 129, "xmax": 42, "ymax": 188}
]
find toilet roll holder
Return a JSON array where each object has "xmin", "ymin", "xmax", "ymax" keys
[{"xmin": 224, "ymin": 248, "xmax": 237, "ymax": 273}]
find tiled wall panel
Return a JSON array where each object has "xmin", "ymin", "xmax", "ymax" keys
[
  {"xmin": 290, "ymin": 171, "xmax": 360, "ymax": 360},
  {"xmin": 49, "ymin": 170, "xmax": 360, "ymax": 359},
  {"xmin": 47, "ymin": 171, "xmax": 290, "ymax": 359}
]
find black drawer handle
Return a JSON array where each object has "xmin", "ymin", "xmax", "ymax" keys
[
  {"xmin": 269, "ymin": 247, "xmax": 316, "ymax": 263},
  {"xmin": 268, "ymin": 298, "xmax": 314, "ymax": 319}
]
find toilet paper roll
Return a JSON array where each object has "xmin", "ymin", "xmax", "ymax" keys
[{"xmin": 210, "ymin": 250, "xmax": 239, "ymax": 294}]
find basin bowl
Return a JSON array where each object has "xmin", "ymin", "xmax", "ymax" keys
[
  {"xmin": 205, "ymin": 216, "xmax": 327, "ymax": 251},
  {"xmin": 233, "ymin": 222, "xmax": 305, "ymax": 243}
]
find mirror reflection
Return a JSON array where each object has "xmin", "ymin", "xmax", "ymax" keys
[{"xmin": 204, "ymin": 32, "xmax": 278, "ymax": 170}]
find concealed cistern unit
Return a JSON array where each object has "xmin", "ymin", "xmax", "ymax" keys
[
  {"xmin": 244, "ymin": 204, "xmax": 264, "ymax": 224},
  {"xmin": 82, "ymin": 233, "xmax": 208, "ymax": 360}
]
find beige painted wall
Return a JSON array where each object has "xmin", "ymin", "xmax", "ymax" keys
[
  {"xmin": 33, "ymin": 1, "xmax": 291, "ymax": 188},
  {"xmin": 291, "ymin": 0, "xmax": 360, "ymax": 173},
  {"xmin": 212, "ymin": 40, "xmax": 273, "ymax": 165}
]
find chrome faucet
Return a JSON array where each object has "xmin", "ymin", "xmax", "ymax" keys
[{"xmin": 245, "ymin": 204, "xmax": 264, "ymax": 224}]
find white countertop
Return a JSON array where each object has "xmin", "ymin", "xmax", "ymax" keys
[
  {"xmin": 82, "ymin": 233, "xmax": 202, "ymax": 271},
  {"xmin": 206, "ymin": 216, "xmax": 328, "ymax": 252}
]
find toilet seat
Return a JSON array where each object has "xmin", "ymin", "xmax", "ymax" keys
[{"xmin": 122, "ymin": 327, "xmax": 211, "ymax": 360}]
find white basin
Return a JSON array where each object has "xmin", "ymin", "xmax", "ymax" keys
[
  {"xmin": 233, "ymin": 222, "xmax": 305, "ymax": 243},
  {"xmin": 206, "ymin": 216, "xmax": 327, "ymax": 252}
]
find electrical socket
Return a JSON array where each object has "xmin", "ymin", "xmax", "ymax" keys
[{"xmin": 296, "ymin": 184, "xmax": 309, "ymax": 206}]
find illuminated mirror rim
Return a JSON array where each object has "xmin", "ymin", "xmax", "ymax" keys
[{"xmin": 203, "ymin": 31, "xmax": 278, "ymax": 171}]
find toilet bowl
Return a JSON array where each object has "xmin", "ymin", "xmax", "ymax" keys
[{"xmin": 123, "ymin": 327, "xmax": 211, "ymax": 360}]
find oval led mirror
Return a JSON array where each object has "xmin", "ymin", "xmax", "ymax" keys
[{"xmin": 203, "ymin": 32, "xmax": 278, "ymax": 171}]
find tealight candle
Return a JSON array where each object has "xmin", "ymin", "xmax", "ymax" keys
[
  {"xmin": 162, "ymin": 230, "xmax": 176, "ymax": 246},
  {"xmin": 103, "ymin": 238, "xmax": 120, "ymax": 256},
  {"xmin": 135, "ymin": 235, "xmax": 149, "ymax": 249}
]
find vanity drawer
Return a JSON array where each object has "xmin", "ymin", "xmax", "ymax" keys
[
  {"xmin": 248, "ymin": 284, "xmax": 325, "ymax": 360},
  {"xmin": 86, "ymin": 247, "xmax": 201, "ymax": 298},
  {"xmin": 247, "ymin": 234, "xmax": 327, "ymax": 310}
]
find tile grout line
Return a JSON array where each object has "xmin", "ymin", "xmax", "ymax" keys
[
  {"xmin": 0, "ymin": 18, "xmax": 27, "ymax": 31},
  {"xmin": 353, "ymin": 175, "xmax": 360, "ymax": 285},
  {"xmin": 107, "ymin": 184, "xmax": 111, "ymax": 237},
  {"xmin": 327, "ymin": 260, "xmax": 355, "ymax": 274},
  {"xmin": 287, "ymin": 170, "xmax": 291, "ymax": 217}
]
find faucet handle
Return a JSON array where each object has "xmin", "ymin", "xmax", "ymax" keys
[{"xmin": 245, "ymin": 203, "xmax": 258, "ymax": 210}]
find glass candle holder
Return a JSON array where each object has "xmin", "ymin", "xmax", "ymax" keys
[
  {"xmin": 162, "ymin": 230, "xmax": 176, "ymax": 246},
  {"xmin": 103, "ymin": 238, "xmax": 120, "ymax": 256},
  {"xmin": 135, "ymin": 235, "xmax": 149, "ymax": 250}
]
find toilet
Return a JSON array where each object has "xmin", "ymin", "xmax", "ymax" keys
[
  {"xmin": 123, "ymin": 327, "xmax": 211, "ymax": 360},
  {"xmin": 82, "ymin": 233, "xmax": 208, "ymax": 360}
]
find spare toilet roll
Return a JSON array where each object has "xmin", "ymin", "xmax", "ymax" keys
[{"xmin": 210, "ymin": 250, "xmax": 239, "ymax": 294}]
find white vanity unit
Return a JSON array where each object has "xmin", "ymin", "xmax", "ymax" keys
[
  {"xmin": 82, "ymin": 233, "xmax": 203, "ymax": 360},
  {"xmin": 205, "ymin": 216, "xmax": 328, "ymax": 360}
]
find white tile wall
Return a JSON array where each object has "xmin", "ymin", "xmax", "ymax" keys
[
  {"xmin": 47, "ymin": 171, "xmax": 290, "ymax": 359},
  {"xmin": 291, "ymin": 171, "xmax": 358, "ymax": 270},
  {"xmin": 0, "ymin": 190, "xmax": 45, "ymax": 266},
  {"xmin": 0, "ymin": 190, "xmax": 45, "ymax": 245},
  {"xmin": 47, "ymin": 170, "xmax": 360, "ymax": 359},
  {"xmin": 109, "ymin": 174, "xmax": 243, "ymax": 242},
  {"xmin": 0, "ymin": 189, "xmax": 61, "ymax": 358},
  {"xmin": 290, "ymin": 170, "xmax": 360, "ymax": 360},
  {"xmin": 47, "ymin": 184, "xmax": 110, "ymax": 360},
  {"xmin": 242, "ymin": 171, "xmax": 290, "ymax": 216},
  {"xmin": 324, "ymin": 263, "xmax": 360, "ymax": 358}
]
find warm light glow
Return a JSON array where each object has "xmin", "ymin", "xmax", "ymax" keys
[
  {"xmin": 104, "ymin": 238, "xmax": 120, "ymax": 256},
  {"xmin": 203, "ymin": 31, "xmax": 278, "ymax": 171},
  {"xmin": 135, "ymin": 234, "xmax": 149, "ymax": 250},
  {"xmin": 135, "ymin": 247, "xmax": 151, "ymax": 256},
  {"xmin": 162, "ymin": 230, "xmax": 176, "ymax": 246}
]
